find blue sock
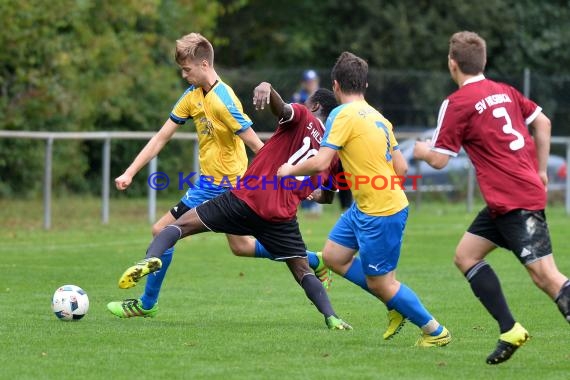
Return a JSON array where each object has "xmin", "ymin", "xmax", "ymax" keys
[
  {"xmin": 344, "ymin": 257, "xmax": 371, "ymax": 293},
  {"xmin": 307, "ymin": 250, "xmax": 319, "ymax": 269},
  {"xmin": 140, "ymin": 247, "xmax": 174, "ymax": 310},
  {"xmin": 386, "ymin": 283, "xmax": 441, "ymax": 334},
  {"xmin": 254, "ymin": 241, "xmax": 274, "ymax": 259}
]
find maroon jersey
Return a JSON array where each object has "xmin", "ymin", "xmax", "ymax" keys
[
  {"xmin": 432, "ymin": 75, "xmax": 545, "ymax": 215},
  {"xmin": 232, "ymin": 103, "xmax": 338, "ymax": 222}
]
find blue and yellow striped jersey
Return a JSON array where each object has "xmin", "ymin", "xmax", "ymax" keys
[
  {"xmin": 322, "ymin": 100, "xmax": 408, "ymax": 216},
  {"xmin": 170, "ymin": 80, "xmax": 253, "ymax": 185}
]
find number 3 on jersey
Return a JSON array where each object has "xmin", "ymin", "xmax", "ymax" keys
[
  {"xmin": 492, "ymin": 106, "xmax": 524, "ymax": 151},
  {"xmin": 287, "ymin": 136, "xmax": 317, "ymax": 181}
]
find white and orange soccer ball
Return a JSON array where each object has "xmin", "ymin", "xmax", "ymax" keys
[{"xmin": 51, "ymin": 285, "xmax": 89, "ymax": 321}]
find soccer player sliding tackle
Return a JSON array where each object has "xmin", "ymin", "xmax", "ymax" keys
[{"xmin": 116, "ymin": 83, "xmax": 352, "ymax": 330}]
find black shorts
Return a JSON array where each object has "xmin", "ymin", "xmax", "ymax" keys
[
  {"xmin": 467, "ymin": 207, "xmax": 553, "ymax": 265},
  {"xmin": 169, "ymin": 201, "xmax": 192, "ymax": 219},
  {"xmin": 195, "ymin": 192, "xmax": 307, "ymax": 261}
]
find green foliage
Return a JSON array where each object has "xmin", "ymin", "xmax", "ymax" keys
[
  {"xmin": 0, "ymin": 0, "xmax": 223, "ymax": 196},
  {"xmin": 2, "ymin": 0, "xmax": 570, "ymax": 197}
]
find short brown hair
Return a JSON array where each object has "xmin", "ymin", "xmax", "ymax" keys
[
  {"xmin": 175, "ymin": 33, "xmax": 214, "ymax": 65},
  {"xmin": 331, "ymin": 52, "xmax": 368, "ymax": 94},
  {"xmin": 449, "ymin": 31, "xmax": 486, "ymax": 75}
]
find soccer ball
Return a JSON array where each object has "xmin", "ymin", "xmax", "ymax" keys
[{"xmin": 51, "ymin": 285, "xmax": 89, "ymax": 321}]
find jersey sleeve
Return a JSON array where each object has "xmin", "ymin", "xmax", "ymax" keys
[
  {"xmin": 386, "ymin": 120, "xmax": 399, "ymax": 151},
  {"xmin": 169, "ymin": 87, "xmax": 194, "ymax": 125},
  {"xmin": 279, "ymin": 103, "xmax": 306, "ymax": 127},
  {"xmin": 322, "ymin": 105, "xmax": 350, "ymax": 150},
  {"xmin": 213, "ymin": 84, "xmax": 253, "ymax": 134},
  {"xmin": 509, "ymin": 86, "xmax": 542, "ymax": 125},
  {"xmin": 431, "ymin": 98, "xmax": 465, "ymax": 157}
]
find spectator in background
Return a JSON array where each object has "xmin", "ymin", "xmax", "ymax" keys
[
  {"xmin": 293, "ymin": 69, "xmax": 323, "ymax": 217},
  {"xmin": 292, "ymin": 69, "xmax": 320, "ymax": 104}
]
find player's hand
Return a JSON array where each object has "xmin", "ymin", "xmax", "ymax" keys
[
  {"xmin": 306, "ymin": 189, "xmax": 322, "ymax": 202},
  {"xmin": 413, "ymin": 140, "xmax": 431, "ymax": 160},
  {"xmin": 115, "ymin": 173, "xmax": 133, "ymax": 190},
  {"xmin": 538, "ymin": 170, "xmax": 549, "ymax": 192},
  {"xmin": 253, "ymin": 82, "xmax": 271, "ymax": 110},
  {"xmin": 277, "ymin": 163, "xmax": 293, "ymax": 178}
]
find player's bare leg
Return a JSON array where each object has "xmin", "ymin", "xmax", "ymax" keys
[
  {"xmin": 455, "ymin": 232, "xmax": 529, "ymax": 364},
  {"xmin": 226, "ymin": 235, "xmax": 256, "ymax": 257},
  {"xmin": 227, "ymin": 235, "xmax": 333, "ymax": 290},
  {"xmin": 525, "ymin": 255, "xmax": 570, "ymax": 322}
]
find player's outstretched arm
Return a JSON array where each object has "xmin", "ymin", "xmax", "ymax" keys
[
  {"xmin": 253, "ymin": 82, "xmax": 292, "ymax": 121},
  {"xmin": 529, "ymin": 112, "xmax": 551, "ymax": 188},
  {"xmin": 392, "ymin": 149, "xmax": 408, "ymax": 176},
  {"xmin": 413, "ymin": 140, "xmax": 450, "ymax": 170},
  {"xmin": 238, "ymin": 127, "xmax": 264, "ymax": 154},
  {"xmin": 115, "ymin": 119, "xmax": 179, "ymax": 190},
  {"xmin": 278, "ymin": 147, "xmax": 337, "ymax": 178}
]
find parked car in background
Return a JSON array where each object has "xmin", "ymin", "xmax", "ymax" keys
[{"xmin": 397, "ymin": 129, "xmax": 567, "ymax": 192}]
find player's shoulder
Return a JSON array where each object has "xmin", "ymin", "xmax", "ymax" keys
[
  {"xmin": 177, "ymin": 85, "xmax": 198, "ymax": 99},
  {"xmin": 326, "ymin": 103, "xmax": 351, "ymax": 124},
  {"xmin": 212, "ymin": 79, "xmax": 238, "ymax": 97},
  {"xmin": 211, "ymin": 80, "xmax": 243, "ymax": 110}
]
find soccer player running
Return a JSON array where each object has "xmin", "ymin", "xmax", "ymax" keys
[
  {"xmin": 107, "ymin": 33, "xmax": 265, "ymax": 318},
  {"xmin": 115, "ymin": 84, "xmax": 352, "ymax": 330},
  {"xmin": 413, "ymin": 31, "xmax": 570, "ymax": 364},
  {"xmin": 277, "ymin": 52, "xmax": 451, "ymax": 347}
]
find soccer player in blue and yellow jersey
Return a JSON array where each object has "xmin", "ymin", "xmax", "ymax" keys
[
  {"xmin": 277, "ymin": 52, "xmax": 451, "ymax": 347},
  {"xmin": 107, "ymin": 33, "xmax": 264, "ymax": 318}
]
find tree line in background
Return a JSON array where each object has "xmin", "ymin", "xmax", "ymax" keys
[{"xmin": 1, "ymin": 0, "xmax": 569, "ymax": 197}]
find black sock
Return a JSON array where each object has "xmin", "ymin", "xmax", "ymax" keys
[
  {"xmin": 465, "ymin": 261, "xmax": 516, "ymax": 333},
  {"xmin": 145, "ymin": 225, "xmax": 182, "ymax": 259},
  {"xmin": 300, "ymin": 273, "xmax": 335, "ymax": 318},
  {"xmin": 555, "ymin": 280, "xmax": 570, "ymax": 322}
]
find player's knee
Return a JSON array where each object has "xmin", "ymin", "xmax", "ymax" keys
[
  {"xmin": 528, "ymin": 270, "xmax": 553, "ymax": 291},
  {"xmin": 151, "ymin": 223, "xmax": 164, "ymax": 237},
  {"xmin": 453, "ymin": 251, "xmax": 466, "ymax": 270},
  {"xmin": 286, "ymin": 259, "xmax": 311, "ymax": 283},
  {"xmin": 228, "ymin": 242, "xmax": 248, "ymax": 256},
  {"xmin": 227, "ymin": 238, "xmax": 255, "ymax": 257}
]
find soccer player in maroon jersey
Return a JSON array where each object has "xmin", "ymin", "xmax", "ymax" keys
[
  {"xmin": 115, "ymin": 84, "xmax": 352, "ymax": 330},
  {"xmin": 414, "ymin": 31, "xmax": 570, "ymax": 364}
]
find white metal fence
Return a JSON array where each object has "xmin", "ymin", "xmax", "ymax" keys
[{"xmin": 1, "ymin": 130, "xmax": 569, "ymax": 229}]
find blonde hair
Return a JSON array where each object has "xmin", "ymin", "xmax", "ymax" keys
[
  {"xmin": 449, "ymin": 31, "xmax": 486, "ymax": 75},
  {"xmin": 175, "ymin": 33, "xmax": 214, "ymax": 65}
]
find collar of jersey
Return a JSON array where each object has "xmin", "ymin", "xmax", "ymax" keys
[
  {"xmin": 201, "ymin": 79, "xmax": 220, "ymax": 96},
  {"xmin": 462, "ymin": 74, "xmax": 485, "ymax": 86}
]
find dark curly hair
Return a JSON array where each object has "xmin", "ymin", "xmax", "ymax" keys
[{"xmin": 309, "ymin": 88, "xmax": 338, "ymax": 119}]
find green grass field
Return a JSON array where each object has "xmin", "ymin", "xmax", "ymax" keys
[{"xmin": 1, "ymin": 197, "xmax": 568, "ymax": 379}]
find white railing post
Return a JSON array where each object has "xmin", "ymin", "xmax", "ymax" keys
[
  {"xmin": 193, "ymin": 139, "xmax": 200, "ymax": 178},
  {"xmin": 466, "ymin": 161, "xmax": 475, "ymax": 213},
  {"xmin": 102, "ymin": 138, "xmax": 111, "ymax": 224},
  {"xmin": 414, "ymin": 160, "xmax": 422, "ymax": 210},
  {"xmin": 43, "ymin": 138, "xmax": 54, "ymax": 230},
  {"xmin": 523, "ymin": 68, "xmax": 531, "ymax": 98},
  {"xmin": 148, "ymin": 157, "xmax": 157, "ymax": 224}
]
